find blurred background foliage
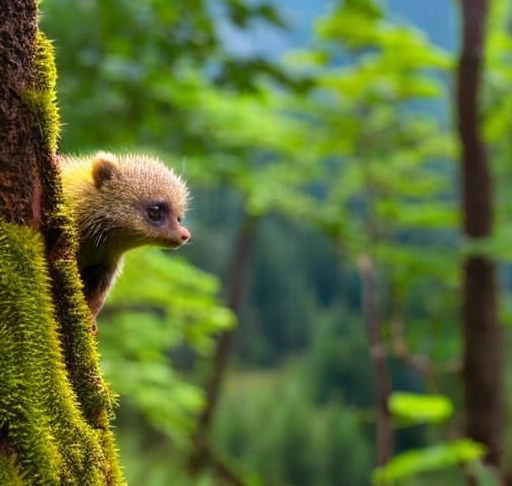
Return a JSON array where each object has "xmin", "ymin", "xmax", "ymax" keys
[{"xmin": 39, "ymin": 0, "xmax": 512, "ymax": 484}]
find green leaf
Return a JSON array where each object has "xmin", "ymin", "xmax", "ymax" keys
[
  {"xmin": 388, "ymin": 392, "xmax": 453, "ymax": 424},
  {"xmin": 372, "ymin": 440, "xmax": 486, "ymax": 484},
  {"xmin": 314, "ymin": 0, "xmax": 384, "ymax": 47},
  {"xmin": 98, "ymin": 248, "xmax": 235, "ymax": 443}
]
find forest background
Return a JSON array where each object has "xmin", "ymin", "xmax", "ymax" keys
[{"xmin": 37, "ymin": 0, "xmax": 512, "ymax": 485}]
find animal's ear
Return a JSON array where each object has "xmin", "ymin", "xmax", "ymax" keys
[{"xmin": 91, "ymin": 152, "xmax": 119, "ymax": 189}]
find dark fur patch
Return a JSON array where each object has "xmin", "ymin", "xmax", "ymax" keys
[
  {"xmin": 80, "ymin": 263, "xmax": 116, "ymax": 317},
  {"xmin": 91, "ymin": 157, "xmax": 118, "ymax": 189}
]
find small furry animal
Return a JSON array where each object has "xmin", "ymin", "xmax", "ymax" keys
[{"xmin": 60, "ymin": 151, "xmax": 190, "ymax": 319}]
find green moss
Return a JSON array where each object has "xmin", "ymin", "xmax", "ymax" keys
[
  {"xmin": 51, "ymin": 253, "xmax": 118, "ymax": 424},
  {"xmin": 0, "ymin": 457, "xmax": 24, "ymax": 486},
  {"xmin": 0, "ymin": 223, "xmax": 124, "ymax": 485},
  {"xmin": 0, "ymin": 3, "xmax": 125, "ymax": 484},
  {"xmin": 22, "ymin": 30, "xmax": 59, "ymax": 152},
  {"xmin": 33, "ymin": 31, "xmax": 60, "ymax": 152}
]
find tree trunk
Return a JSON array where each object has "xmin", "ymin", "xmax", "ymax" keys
[
  {"xmin": 200, "ymin": 215, "xmax": 257, "ymax": 433},
  {"xmin": 189, "ymin": 214, "xmax": 257, "ymax": 485},
  {"xmin": 0, "ymin": 1, "xmax": 124, "ymax": 484},
  {"xmin": 457, "ymin": 0, "xmax": 503, "ymax": 471}
]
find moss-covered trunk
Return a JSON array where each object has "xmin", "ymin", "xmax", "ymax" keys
[{"xmin": 0, "ymin": 1, "xmax": 125, "ymax": 484}]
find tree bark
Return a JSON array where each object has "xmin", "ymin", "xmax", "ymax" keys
[
  {"xmin": 0, "ymin": 1, "xmax": 124, "ymax": 483},
  {"xmin": 0, "ymin": 0, "xmax": 43, "ymax": 225},
  {"xmin": 457, "ymin": 0, "xmax": 503, "ymax": 471}
]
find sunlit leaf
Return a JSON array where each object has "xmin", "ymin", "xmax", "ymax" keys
[
  {"xmin": 372, "ymin": 440, "xmax": 486, "ymax": 485},
  {"xmin": 388, "ymin": 392, "xmax": 453, "ymax": 424}
]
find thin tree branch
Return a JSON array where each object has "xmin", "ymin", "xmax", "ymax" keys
[
  {"xmin": 198, "ymin": 214, "xmax": 257, "ymax": 434},
  {"xmin": 189, "ymin": 214, "xmax": 258, "ymax": 485},
  {"xmin": 358, "ymin": 255, "xmax": 393, "ymax": 467}
]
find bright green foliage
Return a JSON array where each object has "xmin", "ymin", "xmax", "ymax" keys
[
  {"xmin": 372, "ymin": 440, "xmax": 485, "ymax": 485},
  {"xmin": 281, "ymin": 1, "xmax": 475, "ymax": 484},
  {"xmin": 41, "ymin": 0, "xmax": 216, "ymax": 150},
  {"xmin": 283, "ymin": 0, "xmax": 458, "ymax": 366},
  {"xmin": 483, "ymin": 0, "xmax": 512, "ymax": 147},
  {"xmin": 0, "ymin": 223, "xmax": 123, "ymax": 486},
  {"xmin": 482, "ymin": 0, "xmax": 512, "ymax": 268},
  {"xmin": 375, "ymin": 393, "xmax": 486, "ymax": 484},
  {"xmin": 389, "ymin": 392, "xmax": 453, "ymax": 425},
  {"xmin": 181, "ymin": 85, "xmax": 322, "ymax": 220},
  {"xmin": 313, "ymin": 2, "xmax": 451, "ymax": 98},
  {"xmin": 40, "ymin": 0, "xmax": 288, "ymax": 152},
  {"xmin": 314, "ymin": 0, "xmax": 384, "ymax": 48},
  {"xmin": 98, "ymin": 248, "xmax": 235, "ymax": 444}
]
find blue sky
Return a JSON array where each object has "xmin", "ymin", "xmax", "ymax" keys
[{"xmin": 217, "ymin": 0, "xmax": 456, "ymax": 58}]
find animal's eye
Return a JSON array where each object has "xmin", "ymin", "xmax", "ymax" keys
[{"xmin": 146, "ymin": 204, "xmax": 166, "ymax": 223}]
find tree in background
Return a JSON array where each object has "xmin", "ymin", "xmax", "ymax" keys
[{"xmin": 457, "ymin": 0, "xmax": 504, "ymax": 479}]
